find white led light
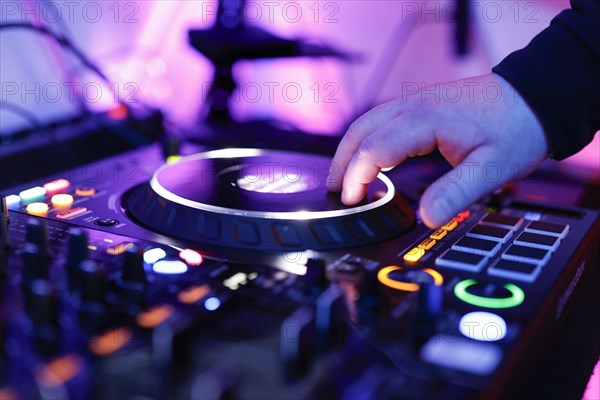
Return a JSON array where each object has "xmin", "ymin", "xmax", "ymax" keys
[
  {"xmin": 459, "ymin": 312, "xmax": 507, "ymax": 342},
  {"xmin": 5, "ymin": 194, "xmax": 21, "ymax": 208},
  {"xmin": 152, "ymin": 260, "xmax": 188, "ymax": 275},
  {"xmin": 144, "ymin": 248, "xmax": 167, "ymax": 264}
]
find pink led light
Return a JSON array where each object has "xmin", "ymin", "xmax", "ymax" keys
[
  {"xmin": 179, "ymin": 249, "xmax": 203, "ymax": 266},
  {"xmin": 43, "ymin": 179, "xmax": 71, "ymax": 196}
]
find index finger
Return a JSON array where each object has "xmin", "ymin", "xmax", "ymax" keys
[{"xmin": 327, "ymin": 102, "xmax": 401, "ymax": 192}]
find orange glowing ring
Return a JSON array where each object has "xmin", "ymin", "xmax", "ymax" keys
[{"xmin": 377, "ymin": 265, "xmax": 444, "ymax": 292}]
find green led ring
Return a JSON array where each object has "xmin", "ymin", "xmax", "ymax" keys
[{"xmin": 454, "ymin": 279, "xmax": 525, "ymax": 309}]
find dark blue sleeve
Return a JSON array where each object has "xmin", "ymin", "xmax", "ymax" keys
[{"xmin": 492, "ymin": 0, "xmax": 600, "ymax": 160}]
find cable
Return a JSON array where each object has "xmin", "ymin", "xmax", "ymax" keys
[
  {"xmin": 0, "ymin": 101, "xmax": 44, "ymax": 135},
  {"xmin": 0, "ymin": 22, "xmax": 111, "ymax": 84}
]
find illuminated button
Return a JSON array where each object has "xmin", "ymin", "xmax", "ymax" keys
[
  {"xmin": 458, "ymin": 210, "xmax": 471, "ymax": 220},
  {"xmin": 153, "ymin": 260, "xmax": 188, "ymax": 275},
  {"xmin": 75, "ymin": 187, "xmax": 96, "ymax": 197},
  {"xmin": 430, "ymin": 228, "xmax": 447, "ymax": 240},
  {"xmin": 56, "ymin": 207, "xmax": 88, "ymax": 220},
  {"xmin": 166, "ymin": 155, "xmax": 182, "ymax": 164},
  {"xmin": 377, "ymin": 265, "xmax": 442, "ymax": 292},
  {"xmin": 452, "ymin": 237, "xmax": 501, "ymax": 257},
  {"xmin": 36, "ymin": 354, "xmax": 83, "ymax": 387},
  {"xmin": 204, "ymin": 297, "xmax": 221, "ymax": 311},
  {"xmin": 502, "ymin": 245, "xmax": 550, "ymax": 265},
  {"xmin": 467, "ymin": 225, "xmax": 512, "ymax": 243},
  {"xmin": 403, "ymin": 247, "xmax": 425, "ymax": 263},
  {"xmin": 136, "ymin": 305, "xmax": 174, "ymax": 328},
  {"xmin": 452, "ymin": 210, "xmax": 470, "ymax": 223},
  {"xmin": 43, "ymin": 179, "xmax": 70, "ymax": 196},
  {"xmin": 441, "ymin": 220, "xmax": 458, "ymax": 231},
  {"xmin": 5, "ymin": 194, "xmax": 21, "ymax": 208},
  {"xmin": 525, "ymin": 221, "xmax": 569, "ymax": 238},
  {"xmin": 26, "ymin": 202, "xmax": 49, "ymax": 217},
  {"xmin": 19, "ymin": 186, "xmax": 46, "ymax": 205},
  {"xmin": 436, "ymin": 249, "xmax": 487, "ymax": 272},
  {"xmin": 480, "ymin": 213, "xmax": 523, "ymax": 230},
  {"xmin": 459, "ymin": 312, "xmax": 507, "ymax": 342},
  {"xmin": 488, "ymin": 259, "xmax": 542, "ymax": 283},
  {"xmin": 51, "ymin": 194, "xmax": 74, "ymax": 209},
  {"xmin": 514, "ymin": 232, "xmax": 560, "ymax": 251},
  {"xmin": 143, "ymin": 248, "xmax": 167, "ymax": 264},
  {"xmin": 418, "ymin": 238, "xmax": 437, "ymax": 250},
  {"xmin": 179, "ymin": 249, "xmax": 203, "ymax": 266},
  {"xmin": 178, "ymin": 284, "xmax": 210, "ymax": 304},
  {"xmin": 523, "ymin": 212, "xmax": 542, "ymax": 221},
  {"xmin": 454, "ymin": 279, "xmax": 525, "ymax": 309},
  {"xmin": 421, "ymin": 335, "xmax": 502, "ymax": 375},
  {"xmin": 106, "ymin": 242, "xmax": 134, "ymax": 256},
  {"xmin": 89, "ymin": 328, "xmax": 132, "ymax": 356}
]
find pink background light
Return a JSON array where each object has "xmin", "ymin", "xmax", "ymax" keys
[{"xmin": 0, "ymin": 0, "xmax": 596, "ymax": 169}]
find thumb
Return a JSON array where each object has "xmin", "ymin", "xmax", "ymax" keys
[{"xmin": 419, "ymin": 149, "xmax": 510, "ymax": 228}]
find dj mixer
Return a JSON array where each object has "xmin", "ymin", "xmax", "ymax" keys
[{"xmin": 0, "ymin": 143, "xmax": 598, "ymax": 400}]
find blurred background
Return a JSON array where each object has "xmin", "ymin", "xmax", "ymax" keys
[{"xmin": 1, "ymin": 0, "xmax": 596, "ymax": 175}]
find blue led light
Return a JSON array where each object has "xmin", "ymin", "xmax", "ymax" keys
[{"xmin": 204, "ymin": 297, "xmax": 221, "ymax": 311}]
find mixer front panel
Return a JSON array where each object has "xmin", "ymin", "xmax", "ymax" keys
[{"xmin": 1, "ymin": 144, "xmax": 598, "ymax": 399}]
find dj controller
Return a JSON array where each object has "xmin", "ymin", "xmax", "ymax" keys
[{"xmin": 0, "ymin": 142, "xmax": 598, "ymax": 400}]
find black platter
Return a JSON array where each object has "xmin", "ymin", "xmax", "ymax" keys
[{"xmin": 123, "ymin": 148, "xmax": 415, "ymax": 250}]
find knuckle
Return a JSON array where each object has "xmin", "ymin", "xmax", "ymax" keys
[
  {"xmin": 345, "ymin": 120, "xmax": 364, "ymax": 143},
  {"xmin": 358, "ymin": 135, "xmax": 377, "ymax": 158}
]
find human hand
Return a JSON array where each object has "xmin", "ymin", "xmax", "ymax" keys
[{"xmin": 327, "ymin": 73, "xmax": 549, "ymax": 228}]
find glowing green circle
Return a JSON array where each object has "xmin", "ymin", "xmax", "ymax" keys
[{"xmin": 454, "ymin": 279, "xmax": 525, "ymax": 309}]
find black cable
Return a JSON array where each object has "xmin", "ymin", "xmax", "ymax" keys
[
  {"xmin": 0, "ymin": 101, "xmax": 44, "ymax": 135},
  {"xmin": 0, "ymin": 22, "xmax": 111, "ymax": 85}
]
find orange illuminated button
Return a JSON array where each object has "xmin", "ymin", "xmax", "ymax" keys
[
  {"xmin": 56, "ymin": 207, "xmax": 87, "ymax": 220},
  {"xmin": 43, "ymin": 179, "xmax": 71, "ymax": 196},
  {"xmin": 26, "ymin": 202, "xmax": 49, "ymax": 217},
  {"xmin": 441, "ymin": 220, "xmax": 458, "ymax": 231},
  {"xmin": 36, "ymin": 354, "xmax": 83, "ymax": 387},
  {"xmin": 377, "ymin": 265, "xmax": 443, "ymax": 292},
  {"xmin": 179, "ymin": 249, "xmax": 203, "ymax": 266},
  {"xmin": 89, "ymin": 328, "xmax": 132, "ymax": 356},
  {"xmin": 403, "ymin": 247, "xmax": 425, "ymax": 263},
  {"xmin": 106, "ymin": 242, "xmax": 134, "ymax": 256},
  {"xmin": 178, "ymin": 284, "xmax": 210, "ymax": 304},
  {"xmin": 430, "ymin": 228, "xmax": 447, "ymax": 240},
  {"xmin": 75, "ymin": 187, "xmax": 96, "ymax": 197},
  {"xmin": 418, "ymin": 238, "xmax": 437, "ymax": 250},
  {"xmin": 136, "ymin": 305, "xmax": 173, "ymax": 328},
  {"xmin": 51, "ymin": 194, "xmax": 74, "ymax": 209}
]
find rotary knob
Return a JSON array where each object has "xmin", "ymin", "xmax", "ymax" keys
[
  {"xmin": 27, "ymin": 279, "xmax": 61, "ymax": 355},
  {"xmin": 79, "ymin": 260, "xmax": 107, "ymax": 304},
  {"xmin": 21, "ymin": 242, "xmax": 49, "ymax": 283},
  {"xmin": 121, "ymin": 245, "xmax": 147, "ymax": 286},
  {"xmin": 25, "ymin": 218, "xmax": 51, "ymax": 258},
  {"xmin": 65, "ymin": 228, "xmax": 89, "ymax": 289}
]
